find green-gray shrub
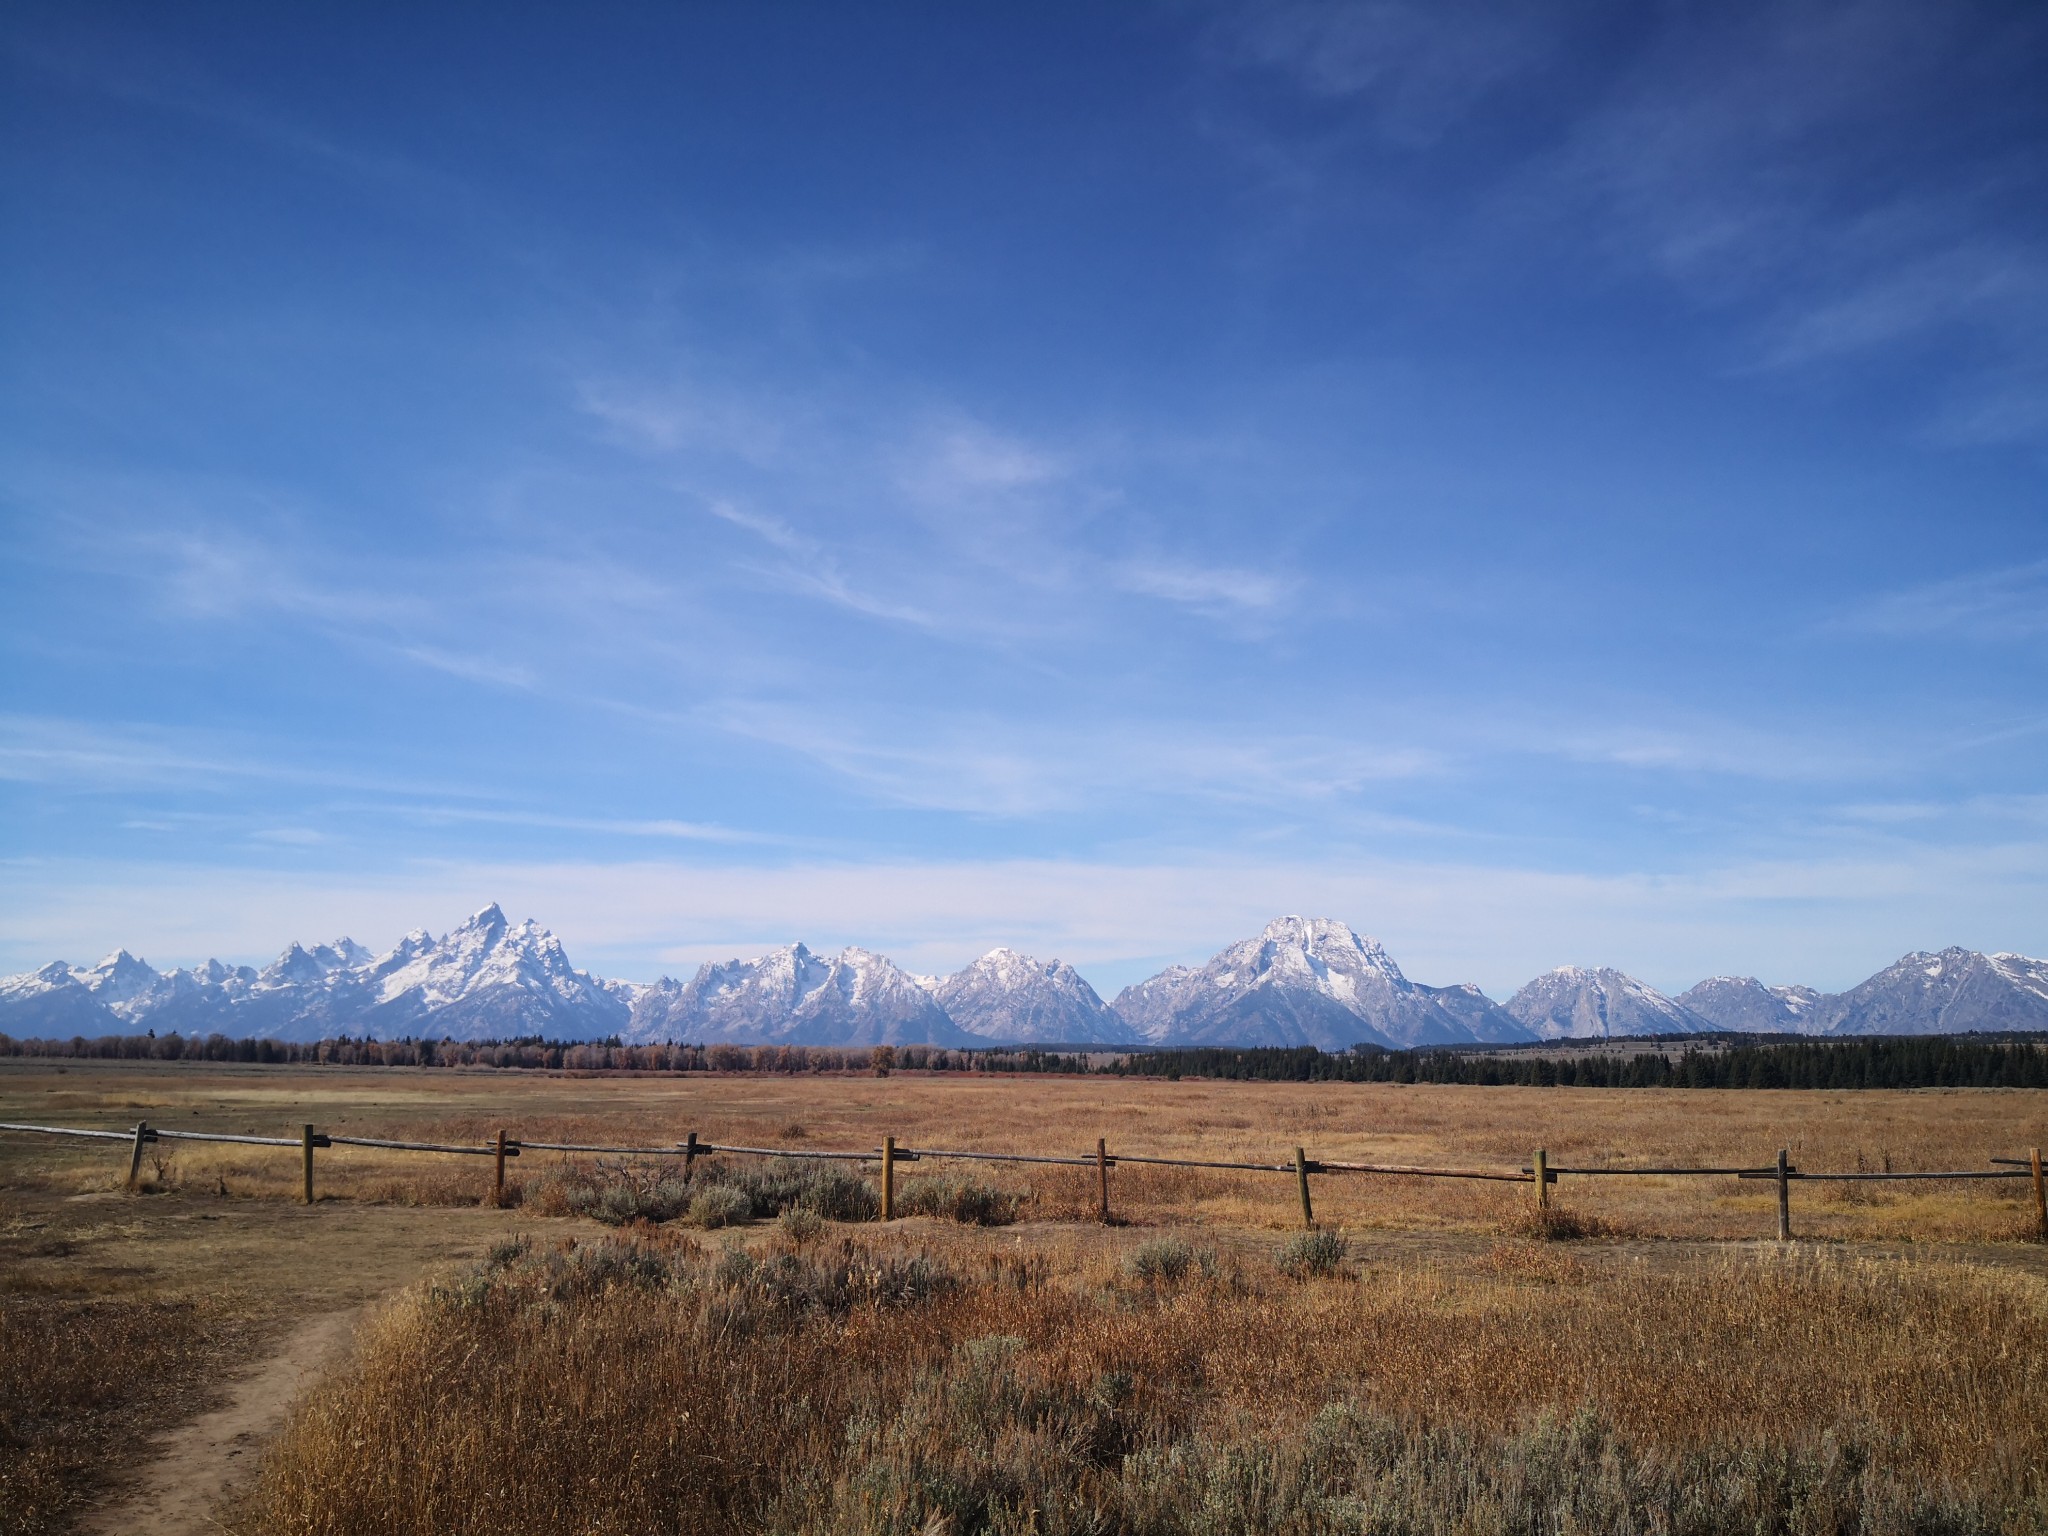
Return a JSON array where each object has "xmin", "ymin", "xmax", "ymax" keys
[
  {"xmin": 779, "ymin": 1206, "xmax": 825, "ymax": 1244},
  {"xmin": 570, "ymin": 1174, "xmax": 692, "ymax": 1226},
  {"xmin": 1126, "ymin": 1238, "xmax": 1194, "ymax": 1284},
  {"xmin": 896, "ymin": 1175, "xmax": 1022, "ymax": 1226},
  {"xmin": 693, "ymin": 1159, "xmax": 879, "ymax": 1222},
  {"xmin": 1278, "ymin": 1229, "xmax": 1348, "ymax": 1278},
  {"xmin": 688, "ymin": 1184, "xmax": 754, "ymax": 1229}
]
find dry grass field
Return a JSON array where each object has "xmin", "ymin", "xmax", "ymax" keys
[
  {"xmin": 5, "ymin": 1056, "xmax": 2043, "ymax": 1240},
  {"xmin": 3, "ymin": 1056, "xmax": 2045, "ymax": 1534}
]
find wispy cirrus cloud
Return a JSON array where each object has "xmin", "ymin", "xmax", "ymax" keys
[
  {"xmin": 384, "ymin": 803, "xmax": 787, "ymax": 847},
  {"xmin": 0, "ymin": 714, "xmax": 467, "ymax": 797},
  {"xmin": 704, "ymin": 698, "xmax": 1445, "ymax": 817},
  {"xmin": 1830, "ymin": 560, "xmax": 2048, "ymax": 641},
  {"xmin": 1208, "ymin": 0, "xmax": 2048, "ymax": 443},
  {"xmin": 1114, "ymin": 559, "xmax": 1295, "ymax": 616},
  {"xmin": 1522, "ymin": 2, "xmax": 2048, "ymax": 437},
  {"xmin": 1204, "ymin": 0, "xmax": 1561, "ymax": 145}
]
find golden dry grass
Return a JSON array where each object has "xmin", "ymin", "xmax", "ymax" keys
[
  {"xmin": 226, "ymin": 1227, "xmax": 2048, "ymax": 1535},
  {"xmin": 4, "ymin": 1057, "xmax": 2041, "ymax": 1242},
  {"xmin": 0, "ymin": 1295, "xmax": 252, "ymax": 1536},
  {"xmin": 4, "ymin": 1057, "xmax": 2045, "ymax": 1533}
]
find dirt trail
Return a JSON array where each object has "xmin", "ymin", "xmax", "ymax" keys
[{"xmin": 77, "ymin": 1307, "xmax": 358, "ymax": 1536}]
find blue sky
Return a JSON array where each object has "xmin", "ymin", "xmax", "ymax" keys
[{"xmin": 3, "ymin": 1, "xmax": 2045, "ymax": 997}]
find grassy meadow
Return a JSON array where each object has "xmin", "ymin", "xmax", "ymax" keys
[{"xmin": 3, "ymin": 1056, "xmax": 2045, "ymax": 1534}]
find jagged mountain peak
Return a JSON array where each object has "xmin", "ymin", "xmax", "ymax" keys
[
  {"xmin": 1113, "ymin": 917, "xmax": 1528, "ymax": 1050},
  {"xmin": 7, "ymin": 912, "xmax": 2044, "ymax": 1049},
  {"xmin": 1678, "ymin": 975, "xmax": 1821, "ymax": 1033},
  {"xmin": 84, "ymin": 949, "xmax": 162, "ymax": 1004},
  {"xmin": 625, "ymin": 937, "xmax": 972, "ymax": 1047},
  {"xmin": 261, "ymin": 942, "xmax": 332, "ymax": 987},
  {"xmin": 1809, "ymin": 946, "xmax": 2048, "ymax": 1035},
  {"xmin": 935, "ymin": 947, "xmax": 1131, "ymax": 1045},
  {"xmin": 1506, "ymin": 967, "xmax": 1709, "ymax": 1040}
]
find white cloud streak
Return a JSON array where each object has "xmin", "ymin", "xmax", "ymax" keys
[{"xmin": 1830, "ymin": 560, "xmax": 2048, "ymax": 642}]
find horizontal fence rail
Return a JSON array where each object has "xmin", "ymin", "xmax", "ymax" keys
[
  {"xmin": 1523, "ymin": 1164, "xmax": 1780, "ymax": 1177},
  {"xmin": 156, "ymin": 1127, "xmax": 331, "ymax": 1148},
  {"xmin": 1743, "ymin": 1168, "xmax": 2031, "ymax": 1181},
  {"xmin": 1, "ymin": 1119, "xmax": 2042, "ymax": 1242},
  {"xmin": 325, "ymin": 1134, "xmax": 515, "ymax": 1157}
]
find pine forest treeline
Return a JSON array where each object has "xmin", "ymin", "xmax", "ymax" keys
[
  {"xmin": 1, "ymin": 1031, "xmax": 2043, "ymax": 1088},
  {"xmin": 1108, "ymin": 1038, "xmax": 2048, "ymax": 1090}
]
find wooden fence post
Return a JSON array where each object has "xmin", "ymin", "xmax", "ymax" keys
[
  {"xmin": 126, "ymin": 1122, "xmax": 149, "ymax": 1196},
  {"xmin": 494, "ymin": 1128, "xmax": 508, "ymax": 1203},
  {"xmin": 1294, "ymin": 1146, "xmax": 1314, "ymax": 1229},
  {"xmin": 301, "ymin": 1123, "xmax": 316, "ymax": 1205},
  {"xmin": 881, "ymin": 1135, "xmax": 896, "ymax": 1221},
  {"xmin": 1776, "ymin": 1148, "xmax": 1791, "ymax": 1241},
  {"xmin": 1097, "ymin": 1137, "xmax": 1110, "ymax": 1223},
  {"xmin": 1533, "ymin": 1148, "xmax": 1549, "ymax": 1212},
  {"xmin": 683, "ymin": 1130, "xmax": 700, "ymax": 1182},
  {"xmin": 2032, "ymin": 1147, "xmax": 2045, "ymax": 1242}
]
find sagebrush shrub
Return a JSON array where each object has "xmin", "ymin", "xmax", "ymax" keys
[
  {"xmin": 524, "ymin": 1162, "xmax": 692, "ymax": 1225},
  {"xmin": 688, "ymin": 1185, "xmax": 753, "ymax": 1229},
  {"xmin": 231, "ymin": 1241, "xmax": 2048, "ymax": 1536},
  {"xmin": 1277, "ymin": 1229, "xmax": 1348, "ymax": 1278},
  {"xmin": 1125, "ymin": 1238, "xmax": 1194, "ymax": 1284},
  {"xmin": 693, "ymin": 1159, "xmax": 879, "ymax": 1222},
  {"xmin": 779, "ymin": 1207, "xmax": 825, "ymax": 1244},
  {"xmin": 896, "ymin": 1174, "xmax": 1022, "ymax": 1226}
]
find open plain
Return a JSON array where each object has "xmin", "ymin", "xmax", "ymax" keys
[{"xmin": 3, "ymin": 1057, "xmax": 2045, "ymax": 1534}]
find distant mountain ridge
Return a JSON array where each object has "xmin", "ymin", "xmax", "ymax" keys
[
  {"xmin": 627, "ymin": 943, "xmax": 974, "ymax": 1047},
  {"xmin": 3, "ymin": 909, "xmax": 2044, "ymax": 1047},
  {"xmin": 1677, "ymin": 976, "xmax": 1822, "ymax": 1033},
  {"xmin": 1110, "ymin": 916, "xmax": 1533, "ymax": 1050},
  {"xmin": 0, "ymin": 904, "xmax": 630, "ymax": 1043},
  {"xmin": 928, "ymin": 948, "xmax": 1134, "ymax": 1044},
  {"xmin": 1505, "ymin": 966, "xmax": 1712, "ymax": 1040}
]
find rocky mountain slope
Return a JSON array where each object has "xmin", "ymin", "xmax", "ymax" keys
[
  {"xmin": 6, "ymin": 908, "xmax": 2046, "ymax": 1046},
  {"xmin": 626, "ymin": 943, "xmax": 973, "ymax": 1047},
  {"xmin": 929, "ymin": 948, "xmax": 1134, "ymax": 1044},
  {"xmin": 1110, "ymin": 916, "xmax": 1534, "ymax": 1051},
  {"xmin": 1676, "ymin": 976, "xmax": 1822, "ymax": 1033},
  {"xmin": 0, "ymin": 905, "xmax": 630, "ymax": 1043},
  {"xmin": 1804, "ymin": 947, "xmax": 2048, "ymax": 1035},
  {"xmin": 1504, "ymin": 967, "xmax": 1712, "ymax": 1039}
]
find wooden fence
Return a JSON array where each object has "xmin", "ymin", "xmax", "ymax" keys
[{"xmin": 2, "ymin": 1120, "xmax": 2043, "ymax": 1242}]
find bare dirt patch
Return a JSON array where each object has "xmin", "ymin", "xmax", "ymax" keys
[{"xmin": 76, "ymin": 1309, "xmax": 359, "ymax": 1536}]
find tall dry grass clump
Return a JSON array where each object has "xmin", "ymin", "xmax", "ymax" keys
[
  {"xmin": 231, "ymin": 1234, "xmax": 2048, "ymax": 1536},
  {"xmin": 1, "ymin": 1296, "xmax": 241, "ymax": 1535}
]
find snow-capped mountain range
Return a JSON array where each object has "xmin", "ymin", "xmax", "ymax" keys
[
  {"xmin": 1671, "ymin": 975, "xmax": 1820, "ymax": 1033},
  {"xmin": 1110, "ymin": 916, "xmax": 1528, "ymax": 1050},
  {"xmin": 628, "ymin": 943, "xmax": 974, "ymax": 1047},
  {"xmin": 1505, "ymin": 966, "xmax": 1712, "ymax": 1040},
  {"xmin": 0, "ymin": 904, "xmax": 634, "ymax": 1043},
  {"xmin": 928, "ymin": 948, "xmax": 1133, "ymax": 1044},
  {"xmin": 3, "ymin": 907, "xmax": 2045, "ymax": 1047}
]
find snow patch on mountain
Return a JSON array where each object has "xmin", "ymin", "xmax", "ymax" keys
[
  {"xmin": 1675, "ymin": 976, "xmax": 1821, "ymax": 1033},
  {"xmin": 8, "ymin": 914, "xmax": 2047, "ymax": 1047},
  {"xmin": 1111, "ymin": 916, "xmax": 1533, "ymax": 1050},
  {"xmin": 934, "ymin": 948, "xmax": 1134, "ymax": 1044},
  {"xmin": 1808, "ymin": 947, "xmax": 2048, "ymax": 1035},
  {"xmin": 1505, "ymin": 966, "xmax": 1711, "ymax": 1040},
  {"xmin": 626, "ymin": 942, "xmax": 973, "ymax": 1046}
]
